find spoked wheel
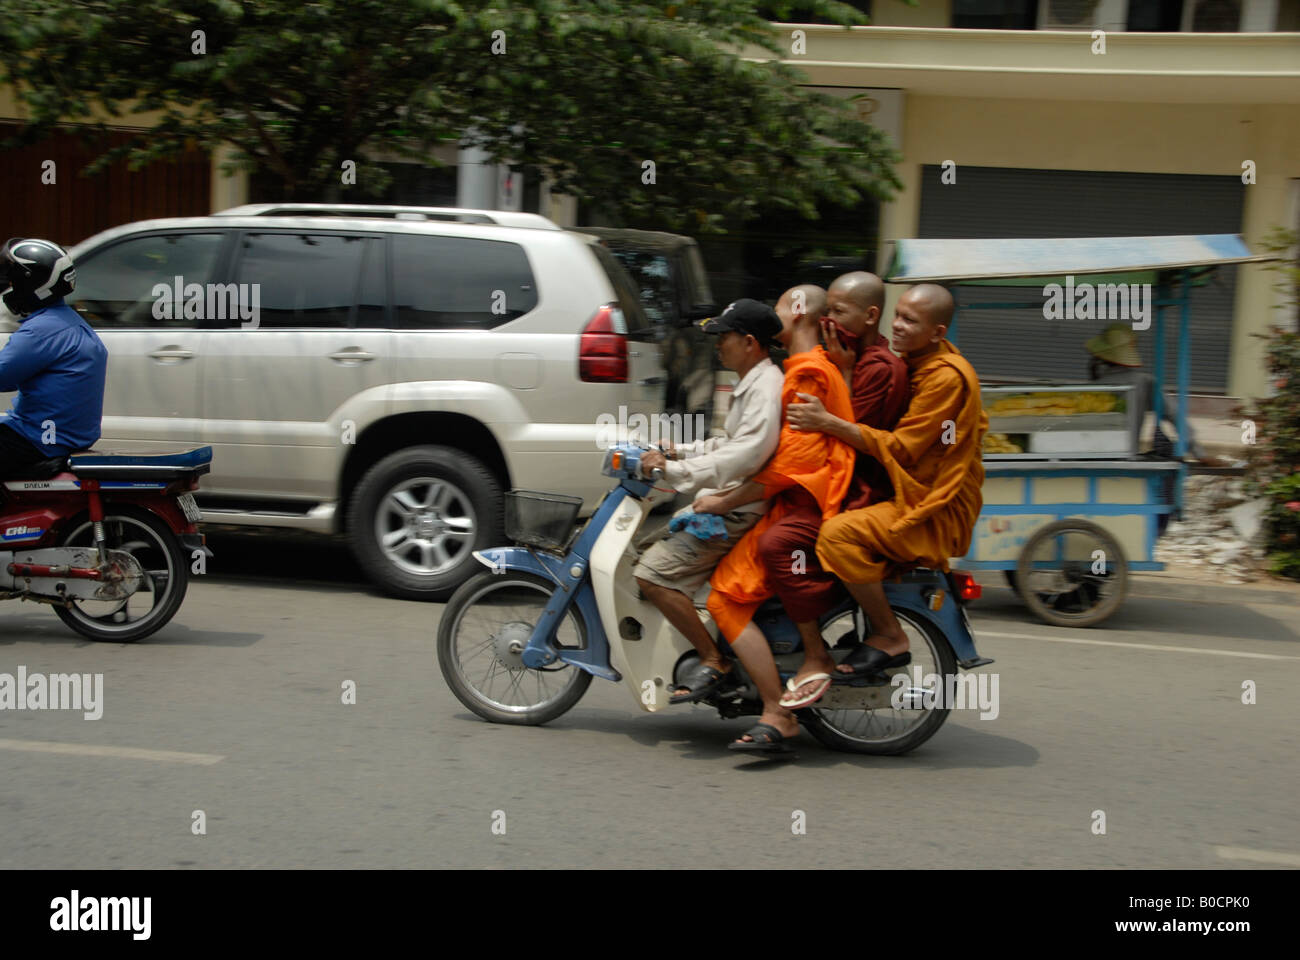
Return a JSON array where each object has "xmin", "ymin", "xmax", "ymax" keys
[
  {"xmin": 1016, "ymin": 519, "xmax": 1128, "ymax": 628},
  {"xmin": 437, "ymin": 570, "xmax": 592, "ymax": 725},
  {"xmin": 54, "ymin": 506, "xmax": 189, "ymax": 642},
  {"xmin": 800, "ymin": 605, "xmax": 957, "ymax": 756}
]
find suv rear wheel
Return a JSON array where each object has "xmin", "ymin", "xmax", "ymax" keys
[{"xmin": 348, "ymin": 445, "xmax": 503, "ymax": 601}]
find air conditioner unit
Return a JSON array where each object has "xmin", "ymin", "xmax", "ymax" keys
[{"xmin": 1039, "ymin": 0, "xmax": 1105, "ymax": 29}]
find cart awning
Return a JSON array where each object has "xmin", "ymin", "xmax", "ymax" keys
[{"xmin": 885, "ymin": 234, "xmax": 1273, "ymax": 284}]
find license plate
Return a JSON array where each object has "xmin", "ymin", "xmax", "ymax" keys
[{"xmin": 176, "ymin": 493, "xmax": 203, "ymax": 523}]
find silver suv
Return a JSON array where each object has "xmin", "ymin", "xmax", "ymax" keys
[{"xmin": 0, "ymin": 205, "xmax": 667, "ymax": 599}]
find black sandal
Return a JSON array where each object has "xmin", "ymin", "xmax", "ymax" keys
[
  {"xmin": 832, "ymin": 644, "xmax": 911, "ymax": 683},
  {"xmin": 669, "ymin": 663, "xmax": 728, "ymax": 704},
  {"xmin": 728, "ymin": 722, "xmax": 795, "ymax": 756}
]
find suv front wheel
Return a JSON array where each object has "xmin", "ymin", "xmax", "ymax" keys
[{"xmin": 348, "ymin": 446, "xmax": 503, "ymax": 601}]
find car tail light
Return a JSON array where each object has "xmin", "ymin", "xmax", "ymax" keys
[
  {"xmin": 951, "ymin": 572, "xmax": 982, "ymax": 601},
  {"xmin": 579, "ymin": 304, "xmax": 628, "ymax": 383}
]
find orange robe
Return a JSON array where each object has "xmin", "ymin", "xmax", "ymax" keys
[
  {"xmin": 816, "ymin": 340, "xmax": 987, "ymax": 581},
  {"xmin": 706, "ymin": 346, "xmax": 855, "ymax": 642}
]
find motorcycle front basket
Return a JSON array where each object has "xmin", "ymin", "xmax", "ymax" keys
[{"xmin": 504, "ymin": 490, "xmax": 583, "ymax": 552}]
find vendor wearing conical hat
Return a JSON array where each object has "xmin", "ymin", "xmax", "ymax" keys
[{"xmin": 1085, "ymin": 322, "xmax": 1214, "ymax": 492}]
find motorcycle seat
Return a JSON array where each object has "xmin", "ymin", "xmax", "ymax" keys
[
  {"xmin": 8, "ymin": 455, "xmax": 73, "ymax": 480},
  {"xmin": 67, "ymin": 446, "xmax": 213, "ymax": 481}
]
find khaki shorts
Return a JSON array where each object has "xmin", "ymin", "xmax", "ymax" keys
[{"xmin": 632, "ymin": 507, "xmax": 761, "ymax": 597}]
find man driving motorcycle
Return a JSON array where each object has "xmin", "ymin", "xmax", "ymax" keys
[{"xmin": 0, "ymin": 238, "xmax": 108, "ymax": 476}]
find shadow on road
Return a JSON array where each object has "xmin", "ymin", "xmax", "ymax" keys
[
  {"xmin": 203, "ymin": 527, "xmax": 366, "ymax": 588},
  {"xmin": 447, "ymin": 707, "xmax": 1039, "ymax": 771},
  {"xmin": 0, "ymin": 610, "xmax": 262, "ymax": 648},
  {"xmin": 973, "ymin": 586, "xmax": 1298, "ymax": 645}
]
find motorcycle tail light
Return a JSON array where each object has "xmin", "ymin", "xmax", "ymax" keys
[{"xmin": 951, "ymin": 572, "xmax": 982, "ymax": 601}]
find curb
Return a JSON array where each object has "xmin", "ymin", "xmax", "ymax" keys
[{"xmin": 1124, "ymin": 574, "xmax": 1300, "ymax": 606}]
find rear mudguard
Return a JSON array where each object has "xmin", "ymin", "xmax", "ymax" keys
[
  {"xmin": 887, "ymin": 590, "xmax": 985, "ymax": 667},
  {"xmin": 471, "ymin": 547, "xmax": 618, "ymax": 681},
  {"xmin": 806, "ymin": 576, "xmax": 990, "ymax": 669}
]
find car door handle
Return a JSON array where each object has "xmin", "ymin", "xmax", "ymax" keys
[
  {"xmin": 328, "ymin": 349, "xmax": 376, "ymax": 363},
  {"xmin": 639, "ymin": 375, "xmax": 666, "ymax": 387},
  {"xmin": 148, "ymin": 347, "xmax": 194, "ymax": 362}
]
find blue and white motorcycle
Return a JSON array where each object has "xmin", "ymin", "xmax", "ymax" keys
[{"xmin": 436, "ymin": 443, "xmax": 994, "ymax": 755}]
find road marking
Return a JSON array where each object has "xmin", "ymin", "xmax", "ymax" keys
[
  {"xmin": 978, "ymin": 630, "xmax": 1300, "ymax": 661},
  {"xmin": 1214, "ymin": 845, "xmax": 1300, "ymax": 867},
  {"xmin": 0, "ymin": 738, "xmax": 224, "ymax": 765}
]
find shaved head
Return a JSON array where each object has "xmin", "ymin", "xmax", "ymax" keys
[
  {"xmin": 790, "ymin": 283, "xmax": 826, "ymax": 320},
  {"xmin": 828, "ymin": 271, "xmax": 885, "ymax": 314},
  {"xmin": 891, "ymin": 283, "xmax": 955, "ymax": 356},
  {"xmin": 905, "ymin": 283, "xmax": 955, "ymax": 328}
]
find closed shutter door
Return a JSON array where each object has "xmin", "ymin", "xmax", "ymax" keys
[{"xmin": 917, "ymin": 166, "xmax": 1245, "ymax": 393}]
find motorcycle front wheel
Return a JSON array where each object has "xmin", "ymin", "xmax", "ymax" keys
[
  {"xmin": 437, "ymin": 570, "xmax": 592, "ymax": 725},
  {"xmin": 54, "ymin": 505, "xmax": 189, "ymax": 643},
  {"xmin": 801, "ymin": 604, "xmax": 957, "ymax": 756}
]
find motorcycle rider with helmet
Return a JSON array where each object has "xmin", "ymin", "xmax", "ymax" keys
[{"xmin": 0, "ymin": 238, "xmax": 108, "ymax": 477}]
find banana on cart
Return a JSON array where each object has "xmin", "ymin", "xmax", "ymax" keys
[{"xmin": 982, "ymin": 432, "xmax": 1024, "ymax": 454}]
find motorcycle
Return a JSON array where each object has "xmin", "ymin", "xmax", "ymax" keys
[
  {"xmin": 437, "ymin": 442, "xmax": 993, "ymax": 755},
  {"xmin": 0, "ymin": 445, "xmax": 213, "ymax": 642}
]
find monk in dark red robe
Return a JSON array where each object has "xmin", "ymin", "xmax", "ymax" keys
[
  {"xmin": 754, "ymin": 272, "xmax": 910, "ymax": 709},
  {"xmin": 789, "ymin": 284, "xmax": 987, "ymax": 682}
]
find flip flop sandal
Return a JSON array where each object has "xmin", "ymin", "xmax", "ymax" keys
[
  {"xmin": 832, "ymin": 644, "xmax": 911, "ymax": 683},
  {"xmin": 669, "ymin": 663, "xmax": 728, "ymax": 704},
  {"xmin": 728, "ymin": 722, "xmax": 795, "ymax": 756},
  {"xmin": 779, "ymin": 673, "xmax": 833, "ymax": 710}
]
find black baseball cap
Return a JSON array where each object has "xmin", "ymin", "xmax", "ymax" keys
[{"xmin": 700, "ymin": 299, "xmax": 781, "ymax": 347}]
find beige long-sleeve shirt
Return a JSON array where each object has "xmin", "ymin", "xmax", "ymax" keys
[{"xmin": 662, "ymin": 357, "xmax": 783, "ymax": 514}]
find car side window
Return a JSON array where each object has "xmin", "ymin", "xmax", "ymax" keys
[
  {"xmin": 233, "ymin": 233, "xmax": 370, "ymax": 329},
  {"xmin": 611, "ymin": 250, "xmax": 677, "ymax": 326},
  {"xmin": 69, "ymin": 232, "xmax": 226, "ymax": 328},
  {"xmin": 390, "ymin": 234, "xmax": 537, "ymax": 329}
]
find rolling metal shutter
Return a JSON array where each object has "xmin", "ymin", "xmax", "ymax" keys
[{"xmin": 917, "ymin": 166, "xmax": 1245, "ymax": 393}]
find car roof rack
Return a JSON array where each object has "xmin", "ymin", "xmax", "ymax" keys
[{"xmin": 214, "ymin": 203, "xmax": 562, "ymax": 230}]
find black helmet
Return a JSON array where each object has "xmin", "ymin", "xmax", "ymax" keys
[{"xmin": 0, "ymin": 238, "xmax": 76, "ymax": 316}]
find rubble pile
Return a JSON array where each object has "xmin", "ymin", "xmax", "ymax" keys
[{"xmin": 1154, "ymin": 474, "xmax": 1268, "ymax": 583}]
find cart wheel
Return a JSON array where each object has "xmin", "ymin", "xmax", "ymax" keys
[{"xmin": 1016, "ymin": 519, "xmax": 1127, "ymax": 628}]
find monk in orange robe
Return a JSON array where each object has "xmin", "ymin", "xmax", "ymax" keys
[
  {"xmin": 693, "ymin": 284, "xmax": 855, "ymax": 751},
  {"xmin": 787, "ymin": 283, "xmax": 986, "ymax": 679}
]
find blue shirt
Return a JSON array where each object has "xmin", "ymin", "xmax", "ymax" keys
[{"xmin": 0, "ymin": 301, "xmax": 108, "ymax": 455}]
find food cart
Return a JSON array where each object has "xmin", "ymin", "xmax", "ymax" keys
[{"xmin": 885, "ymin": 235, "xmax": 1270, "ymax": 627}]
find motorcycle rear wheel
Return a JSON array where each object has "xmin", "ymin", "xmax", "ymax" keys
[
  {"xmin": 801, "ymin": 605, "xmax": 957, "ymax": 756},
  {"xmin": 53, "ymin": 505, "xmax": 189, "ymax": 643},
  {"xmin": 437, "ymin": 570, "xmax": 592, "ymax": 725}
]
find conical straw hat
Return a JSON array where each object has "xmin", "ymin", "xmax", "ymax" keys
[{"xmin": 1085, "ymin": 323, "xmax": 1142, "ymax": 367}]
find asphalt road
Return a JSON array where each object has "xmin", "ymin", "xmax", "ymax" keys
[{"xmin": 1, "ymin": 528, "xmax": 1297, "ymax": 869}]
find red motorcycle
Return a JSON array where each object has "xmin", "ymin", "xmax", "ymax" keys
[{"xmin": 0, "ymin": 446, "xmax": 212, "ymax": 641}]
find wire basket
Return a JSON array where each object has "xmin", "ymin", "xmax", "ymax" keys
[{"xmin": 504, "ymin": 490, "xmax": 583, "ymax": 552}]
